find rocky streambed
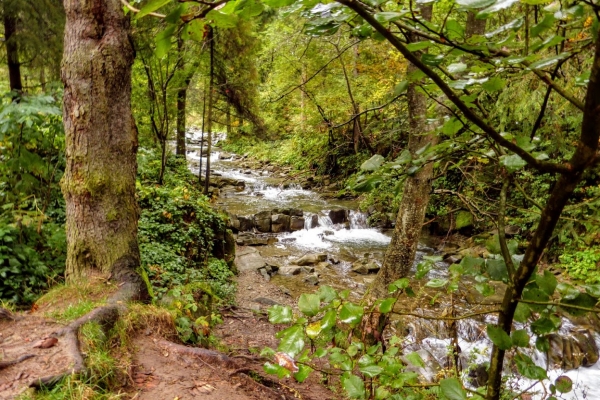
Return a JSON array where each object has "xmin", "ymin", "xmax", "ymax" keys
[{"xmin": 183, "ymin": 129, "xmax": 600, "ymax": 399}]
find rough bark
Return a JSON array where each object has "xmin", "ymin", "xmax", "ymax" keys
[
  {"xmin": 3, "ymin": 7, "xmax": 23, "ymax": 93},
  {"xmin": 370, "ymin": 5, "xmax": 436, "ymax": 299},
  {"xmin": 61, "ymin": 0, "xmax": 141, "ymax": 285},
  {"xmin": 465, "ymin": 12, "xmax": 486, "ymax": 37}
]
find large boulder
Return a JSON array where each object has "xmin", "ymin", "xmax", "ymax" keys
[
  {"xmin": 236, "ymin": 232, "xmax": 269, "ymax": 246},
  {"xmin": 278, "ymin": 266, "xmax": 302, "ymax": 276},
  {"xmin": 271, "ymin": 214, "xmax": 291, "ymax": 233},
  {"xmin": 329, "ymin": 209, "xmax": 348, "ymax": 224},
  {"xmin": 290, "ymin": 216, "xmax": 305, "ymax": 231},
  {"xmin": 227, "ymin": 213, "xmax": 240, "ymax": 232},
  {"xmin": 294, "ymin": 253, "xmax": 327, "ymax": 266},
  {"xmin": 235, "ymin": 246, "xmax": 267, "ymax": 272},
  {"xmin": 238, "ymin": 216, "xmax": 254, "ymax": 232},
  {"xmin": 547, "ymin": 329, "xmax": 599, "ymax": 370},
  {"xmin": 254, "ymin": 210, "xmax": 272, "ymax": 233}
]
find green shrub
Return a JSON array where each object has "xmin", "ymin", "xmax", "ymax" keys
[{"xmin": 559, "ymin": 248, "xmax": 600, "ymax": 284}]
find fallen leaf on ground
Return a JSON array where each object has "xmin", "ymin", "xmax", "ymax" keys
[{"xmin": 32, "ymin": 337, "xmax": 58, "ymax": 349}]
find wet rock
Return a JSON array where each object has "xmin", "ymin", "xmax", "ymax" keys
[
  {"xmin": 271, "ymin": 214, "xmax": 291, "ymax": 233},
  {"xmin": 351, "ymin": 260, "xmax": 380, "ymax": 274},
  {"xmin": 235, "ymin": 247, "xmax": 267, "ymax": 272},
  {"xmin": 468, "ymin": 365, "xmax": 489, "ymax": 388},
  {"xmin": 329, "ymin": 209, "xmax": 348, "ymax": 224},
  {"xmin": 328, "ymin": 255, "xmax": 340, "ymax": 264},
  {"xmin": 401, "ymin": 349, "xmax": 440, "ymax": 383},
  {"xmin": 281, "ymin": 238, "xmax": 297, "ymax": 243},
  {"xmin": 310, "ymin": 214, "xmax": 319, "ymax": 228},
  {"xmin": 290, "ymin": 216, "xmax": 305, "ymax": 231},
  {"xmin": 259, "ymin": 267, "xmax": 271, "ymax": 281},
  {"xmin": 290, "ymin": 208, "xmax": 303, "ymax": 217},
  {"xmin": 253, "ymin": 297, "xmax": 279, "ymax": 306},
  {"xmin": 294, "ymin": 253, "xmax": 327, "ymax": 266},
  {"xmin": 547, "ymin": 329, "xmax": 599, "ymax": 370},
  {"xmin": 236, "ymin": 232, "xmax": 269, "ymax": 246},
  {"xmin": 219, "ymin": 152, "xmax": 232, "ymax": 159},
  {"xmin": 504, "ymin": 225, "xmax": 521, "ymax": 237},
  {"xmin": 238, "ymin": 216, "xmax": 254, "ymax": 232},
  {"xmin": 254, "ymin": 210, "xmax": 272, "ymax": 233},
  {"xmin": 301, "ymin": 266, "xmax": 315, "ymax": 273},
  {"xmin": 304, "ymin": 273, "xmax": 320, "ymax": 286},
  {"xmin": 443, "ymin": 253, "xmax": 462, "ymax": 264},
  {"xmin": 227, "ymin": 213, "xmax": 240, "ymax": 232},
  {"xmin": 316, "ymin": 261, "xmax": 330, "ymax": 269},
  {"xmin": 278, "ymin": 266, "xmax": 302, "ymax": 276}
]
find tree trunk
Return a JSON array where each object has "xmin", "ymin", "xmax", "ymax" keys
[
  {"xmin": 61, "ymin": 0, "xmax": 141, "ymax": 284},
  {"xmin": 370, "ymin": 5, "xmax": 436, "ymax": 298},
  {"xmin": 176, "ymin": 36, "xmax": 187, "ymax": 158},
  {"xmin": 3, "ymin": 8, "xmax": 23, "ymax": 93},
  {"xmin": 204, "ymin": 26, "xmax": 214, "ymax": 195},
  {"xmin": 465, "ymin": 12, "xmax": 486, "ymax": 37}
]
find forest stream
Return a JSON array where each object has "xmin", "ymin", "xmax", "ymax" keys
[{"xmin": 184, "ymin": 130, "xmax": 600, "ymax": 400}]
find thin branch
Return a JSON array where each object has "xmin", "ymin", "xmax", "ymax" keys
[
  {"xmin": 120, "ymin": 0, "xmax": 166, "ymax": 18},
  {"xmin": 497, "ymin": 173, "xmax": 516, "ymax": 279},
  {"xmin": 389, "ymin": 308, "xmax": 501, "ymax": 321},
  {"xmin": 331, "ymin": 95, "xmax": 404, "ymax": 128},
  {"xmin": 519, "ymin": 299, "xmax": 600, "ymax": 313}
]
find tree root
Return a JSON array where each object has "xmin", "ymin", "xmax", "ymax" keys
[
  {"xmin": 29, "ymin": 280, "xmax": 145, "ymax": 389},
  {"xmin": 156, "ymin": 340, "xmax": 295, "ymax": 400},
  {"xmin": 0, "ymin": 354, "xmax": 35, "ymax": 370}
]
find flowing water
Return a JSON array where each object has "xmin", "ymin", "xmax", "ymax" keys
[{"xmin": 182, "ymin": 129, "xmax": 600, "ymax": 399}]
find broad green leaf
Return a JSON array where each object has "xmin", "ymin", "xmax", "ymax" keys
[
  {"xmin": 482, "ymin": 76, "xmax": 505, "ymax": 92},
  {"xmin": 583, "ymin": 284, "xmax": 600, "ymax": 298},
  {"xmin": 360, "ymin": 364, "xmax": 383, "ymax": 377},
  {"xmin": 528, "ymin": 52, "xmax": 570, "ymax": 70},
  {"xmin": 155, "ymin": 24, "xmax": 176, "ymax": 58},
  {"xmin": 360, "ymin": 154, "xmax": 385, "ymax": 171},
  {"xmin": 393, "ymin": 81, "xmax": 409, "ymax": 96},
  {"xmin": 405, "ymin": 351, "xmax": 426, "ymax": 367},
  {"xmin": 318, "ymin": 285, "xmax": 337, "ymax": 302},
  {"xmin": 136, "ymin": 0, "xmax": 171, "ymax": 19},
  {"xmin": 486, "ymin": 258, "xmax": 508, "ymax": 282},
  {"xmin": 475, "ymin": 282, "xmax": 495, "ymax": 297},
  {"xmin": 306, "ymin": 321, "xmax": 322, "ymax": 339},
  {"xmin": 560, "ymin": 293, "xmax": 598, "ymax": 316},
  {"xmin": 341, "ymin": 372, "xmax": 366, "ymax": 399},
  {"xmin": 501, "ymin": 154, "xmax": 527, "ymax": 172},
  {"xmin": 206, "ymin": 10, "xmax": 239, "ymax": 28},
  {"xmin": 339, "ymin": 303, "xmax": 363, "ymax": 327},
  {"xmin": 485, "ymin": 18, "xmax": 523, "ymax": 37},
  {"xmin": 277, "ymin": 325, "xmax": 305, "ymax": 357},
  {"xmin": 264, "ymin": 361, "xmax": 291, "ymax": 378},
  {"xmin": 531, "ymin": 13, "xmax": 556, "ymax": 36},
  {"xmin": 487, "ymin": 325, "xmax": 512, "ymax": 350},
  {"xmin": 556, "ymin": 283, "xmax": 580, "ymax": 300},
  {"xmin": 477, "ymin": 0, "xmax": 520, "ymax": 18},
  {"xmin": 268, "ymin": 305, "xmax": 293, "ymax": 324},
  {"xmin": 536, "ymin": 336, "xmax": 550, "ymax": 352},
  {"xmin": 555, "ymin": 375, "xmax": 573, "ymax": 393},
  {"xmin": 514, "ymin": 352, "xmax": 547, "ymax": 380},
  {"xmin": 531, "ymin": 35, "xmax": 565, "ymax": 52},
  {"xmin": 374, "ymin": 12, "xmax": 404, "ymax": 23},
  {"xmin": 511, "ymin": 329, "xmax": 530, "ymax": 347},
  {"xmin": 305, "ymin": 21, "xmax": 340, "ymax": 36},
  {"xmin": 294, "ymin": 364, "xmax": 312, "ymax": 382},
  {"xmin": 183, "ymin": 19, "xmax": 205, "ymax": 42},
  {"xmin": 320, "ymin": 309, "xmax": 337, "ymax": 331},
  {"xmin": 440, "ymin": 378, "xmax": 467, "ymax": 400},
  {"xmin": 406, "ymin": 41, "xmax": 433, "ymax": 52},
  {"xmin": 447, "ymin": 62, "xmax": 467, "ymax": 74},
  {"xmin": 378, "ymin": 298, "xmax": 396, "ymax": 313},
  {"xmin": 531, "ymin": 315, "xmax": 560, "ymax": 335},
  {"xmin": 298, "ymin": 293, "xmax": 320, "ymax": 316},
  {"xmin": 352, "ymin": 175, "xmax": 383, "ymax": 192},
  {"xmin": 262, "ymin": 0, "xmax": 296, "ymax": 7},
  {"xmin": 445, "ymin": 19, "xmax": 465, "ymax": 40},
  {"xmin": 521, "ymin": 0, "xmax": 552, "ymax": 4},
  {"xmin": 536, "ymin": 271, "xmax": 557, "ymax": 296},
  {"xmin": 425, "ymin": 278, "xmax": 448, "ymax": 288},
  {"xmin": 455, "ymin": 0, "xmax": 495, "ymax": 9},
  {"xmin": 421, "ymin": 54, "xmax": 444, "ymax": 66}
]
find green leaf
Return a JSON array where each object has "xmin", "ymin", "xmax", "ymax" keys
[
  {"xmin": 406, "ymin": 41, "xmax": 433, "ymax": 52},
  {"xmin": 583, "ymin": 284, "xmax": 600, "ymax": 298},
  {"xmin": 405, "ymin": 351, "xmax": 426, "ymax": 367},
  {"xmin": 318, "ymin": 285, "xmax": 337, "ymax": 303},
  {"xmin": 560, "ymin": 293, "xmax": 597, "ymax": 316},
  {"xmin": 268, "ymin": 305, "xmax": 293, "ymax": 324},
  {"xmin": 183, "ymin": 19, "xmax": 205, "ymax": 42},
  {"xmin": 485, "ymin": 18, "xmax": 523, "ymax": 37},
  {"xmin": 536, "ymin": 336, "xmax": 550, "ymax": 352},
  {"xmin": 440, "ymin": 378, "xmax": 467, "ymax": 400},
  {"xmin": 136, "ymin": 0, "xmax": 171, "ymax": 19},
  {"xmin": 206, "ymin": 10, "xmax": 239, "ymax": 28},
  {"xmin": 531, "ymin": 13, "xmax": 556, "ymax": 36},
  {"xmin": 487, "ymin": 325, "xmax": 512, "ymax": 350},
  {"xmin": 294, "ymin": 364, "xmax": 312, "ymax": 382},
  {"xmin": 264, "ymin": 361, "xmax": 291, "ymax": 378},
  {"xmin": 425, "ymin": 278, "xmax": 448, "ymax": 288},
  {"xmin": 341, "ymin": 372, "xmax": 366, "ymax": 399},
  {"xmin": 374, "ymin": 12, "xmax": 404, "ymax": 23},
  {"xmin": 277, "ymin": 325, "xmax": 305, "ymax": 357},
  {"xmin": 528, "ymin": 52, "xmax": 570, "ymax": 70},
  {"xmin": 482, "ymin": 76, "xmax": 505, "ymax": 92},
  {"xmin": 557, "ymin": 283, "xmax": 581, "ymax": 300},
  {"xmin": 536, "ymin": 271, "xmax": 557, "ymax": 296},
  {"xmin": 306, "ymin": 321, "xmax": 322, "ymax": 339},
  {"xmin": 378, "ymin": 298, "xmax": 396, "ymax": 313},
  {"xmin": 262, "ymin": 0, "xmax": 296, "ymax": 7},
  {"xmin": 360, "ymin": 364, "xmax": 384, "ymax": 378},
  {"xmin": 339, "ymin": 303, "xmax": 363, "ymax": 327},
  {"xmin": 298, "ymin": 293, "xmax": 320, "ymax": 316},
  {"xmin": 475, "ymin": 282, "xmax": 495, "ymax": 297},
  {"xmin": 555, "ymin": 375, "xmax": 573, "ymax": 393},
  {"xmin": 393, "ymin": 81, "xmax": 409, "ymax": 97},
  {"xmin": 486, "ymin": 258, "xmax": 509, "ymax": 282},
  {"xmin": 531, "ymin": 315, "xmax": 560, "ymax": 335},
  {"xmin": 447, "ymin": 62, "xmax": 467, "ymax": 74},
  {"xmin": 523, "ymin": 287, "xmax": 550, "ymax": 312},
  {"xmin": 455, "ymin": 211, "xmax": 473, "ymax": 229},
  {"xmin": 514, "ymin": 352, "xmax": 547, "ymax": 380},
  {"xmin": 320, "ymin": 309, "xmax": 337, "ymax": 331},
  {"xmin": 455, "ymin": 0, "xmax": 495, "ymax": 9},
  {"xmin": 421, "ymin": 54, "xmax": 444, "ymax": 66},
  {"xmin": 155, "ymin": 24, "xmax": 176, "ymax": 58},
  {"xmin": 477, "ymin": 0, "xmax": 520, "ymax": 18},
  {"xmin": 511, "ymin": 329, "xmax": 530, "ymax": 347},
  {"xmin": 501, "ymin": 154, "xmax": 527, "ymax": 172},
  {"xmin": 521, "ymin": 0, "xmax": 552, "ymax": 5},
  {"xmin": 360, "ymin": 154, "xmax": 385, "ymax": 171}
]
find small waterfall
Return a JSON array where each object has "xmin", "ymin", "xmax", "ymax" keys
[
  {"xmin": 318, "ymin": 214, "xmax": 334, "ymax": 228},
  {"xmin": 349, "ymin": 210, "xmax": 368, "ymax": 229}
]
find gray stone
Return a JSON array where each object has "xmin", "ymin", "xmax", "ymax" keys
[
  {"xmin": 259, "ymin": 267, "xmax": 271, "ymax": 281},
  {"xmin": 294, "ymin": 253, "xmax": 327, "ymax": 266},
  {"xmin": 253, "ymin": 297, "xmax": 279, "ymax": 306},
  {"xmin": 236, "ymin": 233, "xmax": 269, "ymax": 246},
  {"xmin": 329, "ymin": 209, "xmax": 348, "ymax": 224},
  {"xmin": 227, "ymin": 213, "xmax": 240, "ymax": 232},
  {"xmin": 328, "ymin": 255, "xmax": 340, "ymax": 264},
  {"xmin": 310, "ymin": 214, "xmax": 319, "ymax": 228},
  {"xmin": 290, "ymin": 216, "xmax": 305, "ymax": 231},
  {"xmin": 351, "ymin": 260, "xmax": 381, "ymax": 274},
  {"xmin": 271, "ymin": 214, "xmax": 291, "ymax": 233},
  {"xmin": 235, "ymin": 247, "xmax": 267, "ymax": 272},
  {"xmin": 290, "ymin": 208, "xmax": 303, "ymax": 217},
  {"xmin": 281, "ymin": 238, "xmax": 296, "ymax": 243},
  {"xmin": 301, "ymin": 266, "xmax": 315, "ymax": 273},
  {"xmin": 316, "ymin": 262, "xmax": 330, "ymax": 269},
  {"xmin": 238, "ymin": 216, "xmax": 254, "ymax": 232},
  {"xmin": 254, "ymin": 210, "xmax": 272, "ymax": 233},
  {"xmin": 304, "ymin": 273, "xmax": 320, "ymax": 286},
  {"xmin": 278, "ymin": 266, "xmax": 302, "ymax": 276}
]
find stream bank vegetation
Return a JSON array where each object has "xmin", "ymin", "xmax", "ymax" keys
[{"xmin": 1, "ymin": 0, "xmax": 600, "ymax": 398}]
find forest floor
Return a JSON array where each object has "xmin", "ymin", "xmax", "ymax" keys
[{"xmin": 0, "ymin": 270, "xmax": 338, "ymax": 400}]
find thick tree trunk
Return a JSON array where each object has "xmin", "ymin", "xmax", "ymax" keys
[
  {"xmin": 61, "ymin": 0, "xmax": 141, "ymax": 284},
  {"xmin": 3, "ymin": 9, "xmax": 23, "ymax": 93},
  {"xmin": 370, "ymin": 5, "xmax": 436, "ymax": 298}
]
